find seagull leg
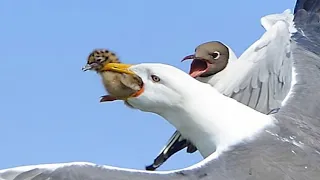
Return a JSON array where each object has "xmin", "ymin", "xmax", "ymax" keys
[
  {"xmin": 186, "ymin": 143, "xmax": 197, "ymax": 153},
  {"xmin": 145, "ymin": 130, "xmax": 197, "ymax": 171},
  {"xmin": 100, "ymin": 95, "xmax": 118, "ymax": 102}
]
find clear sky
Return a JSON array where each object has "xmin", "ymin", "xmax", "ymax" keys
[{"xmin": 0, "ymin": 0, "xmax": 295, "ymax": 171}]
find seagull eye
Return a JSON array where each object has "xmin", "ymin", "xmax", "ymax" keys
[
  {"xmin": 151, "ymin": 75, "xmax": 161, "ymax": 82},
  {"xmin": 210, "ymin": 51, "xmax": 220, "ymax": 60}
]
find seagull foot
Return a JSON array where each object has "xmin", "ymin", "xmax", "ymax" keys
[
  {"xmin": 145, "ymin": 164, "xmax": 157, "ymax": 171},
  {"xmin": 100, "ymin": 95, "xmax": 118, "ymax": 102}
]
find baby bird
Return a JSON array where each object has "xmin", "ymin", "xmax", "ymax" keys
[{"xmin": 82, "ymin": 49, "xmax": 143, "ymax": 102}]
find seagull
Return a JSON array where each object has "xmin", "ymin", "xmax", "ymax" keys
[
  {"xmin": 1, "ymin": 0, "xmax": 320, "ymax": 179},
  {"xmin": 147, "ymin": 8, "xmax": 297, "ymax": 170},
  {"xmin": 103, "ymin": 62, "xmax": 278, "ymax": 159}
]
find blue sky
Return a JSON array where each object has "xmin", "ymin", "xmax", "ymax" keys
[{"xmin": 0, "ymin": 0, "xmax": 295, "ymax": 171}]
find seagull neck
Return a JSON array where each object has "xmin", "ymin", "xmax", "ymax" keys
[{"xmin": 160, "ymin": 86, "xmax": 275, "ymax": 158}]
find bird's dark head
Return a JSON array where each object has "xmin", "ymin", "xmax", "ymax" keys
[
  {"xmin": 181, "ymin": 41, "xmax": 230, "ymax": 78},
  {"xmin": 82, "ymin": 49, "xmax": 121, "ymax": 72}
]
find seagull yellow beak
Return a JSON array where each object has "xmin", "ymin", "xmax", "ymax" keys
[
  {"xmin": 101, "ymin": 63, "xmax": 135, "ymax": 75},
  {"xmin": 99, "ymin": 62, "xmax": 144, "ymax": 101}
]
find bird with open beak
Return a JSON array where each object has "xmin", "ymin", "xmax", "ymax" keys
[
  {"xmin": 82, "ymin": 49, "xmax": 143, "ymax": 103},
  {"xmin": 149, "ymin": 15, "xmax": 294, "ymax": 168},
  {"xmin": 181, "ymin": 41, "xmax": 230, "ymax": 78},
  {"xmin": 145, "ymin": 41, "xmax": 234, "ymax": 170},
  {"xmin": 148, "ymin": 16, "xmax": 294, "ymax": 168}
]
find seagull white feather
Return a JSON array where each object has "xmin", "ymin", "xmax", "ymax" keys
[{"xmin": 106, "ymin": 63, "xmax": 276, "ymax": 157}]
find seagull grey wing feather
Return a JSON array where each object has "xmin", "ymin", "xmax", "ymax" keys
[
  {"xmin": 0, "ymin": 163, "xmax": 177, "ymax": 180},
  {"xmin": 275, "ymin": 0, "xmax": 320, "ymax": 152},
  {"xmin": 211, "ymin": 12, "xmax": 294, "ymax": 114}
]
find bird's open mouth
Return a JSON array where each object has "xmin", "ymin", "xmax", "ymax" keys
[
  {"xmin": 101, "ymin": 63, "xmax": 145, "ymax": 99},
  {"xmin": 189, "ymin": 59, "xmax": 209, "ymax": 78},
  {"xmin": 181, "ymin": 55, "xmax": 209, "ymax": 78}
]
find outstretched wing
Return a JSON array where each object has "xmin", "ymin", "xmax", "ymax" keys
[
  {"xmin": 0, "ymin": 162, "xmax": 175, "ymax": 180},
  {"xmin": 274, "ymin": 0, "xmax": 320, "ymax": 151},
  {"xmin": 211, "ymin": 10, "xmax": 294, "ymax": 114}
]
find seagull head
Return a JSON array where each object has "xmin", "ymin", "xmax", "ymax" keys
[
  {"xmin": 100, "ymin": 62, "xmax": 203, "ymax": 114},
  {"xmin": 181, "ymin": 41, "xmax": 231, "ymax": 78}
]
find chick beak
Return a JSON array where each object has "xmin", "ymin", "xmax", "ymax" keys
[
  {"xmin": 82, "ymin": 64, "xmax": 93, "ymax": 71},
  {"xmin": 181, "ymin": 54, "xmax": 195, "ymax": 62}
]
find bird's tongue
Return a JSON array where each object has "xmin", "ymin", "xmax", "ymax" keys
[{"xmin": 189, "ymin": 60, "xmax": 208, "ymax": 78}]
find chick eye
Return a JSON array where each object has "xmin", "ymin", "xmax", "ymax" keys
[
  {"xmin": 96, "ymin": 57, "xmax": 105, "ymax": 62},
  {"xmin": 210, "ymin": 51, "xmax": 220, "ymax": 60},
  {"xmin": 151, "ymin": 75, "xmax": 161, "ymax": 82}
]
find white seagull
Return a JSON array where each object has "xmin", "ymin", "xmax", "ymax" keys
[
  {"xmin": 147, "ymin": 8, "xmax": 298, "ymax": 170},
  {"xmin": 1, "ymin": 0, "xmax": 320, "ymax": 179}
]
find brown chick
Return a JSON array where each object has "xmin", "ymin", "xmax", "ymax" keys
[{"xmin": 82, "ymin": 49, "xmax": 143, "ymax": 103}]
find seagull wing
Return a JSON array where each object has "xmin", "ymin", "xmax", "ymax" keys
[{"xmin": 211, "ymin": 10, "xmax": 294, "ymax": 114}]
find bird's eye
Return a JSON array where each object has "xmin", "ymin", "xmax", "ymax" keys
[
  {"xmin": 210, "ymin": 51, "xmax": 220, "ymax": 60},
  {"xmin": 151, "ymin": 75, "xmax": 161, "ymax": 82},
  {"xmin": 96, "ymin": 57, "xmax": 105, "ymax": 62}
]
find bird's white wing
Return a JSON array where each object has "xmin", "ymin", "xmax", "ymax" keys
[
  {"xmin": 212, "ymin": 10, "xmax": 294, "ymax": 114},
  {"xmin": 0, "ymin": 160, "xmax": 215, "ymax": 180}
]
